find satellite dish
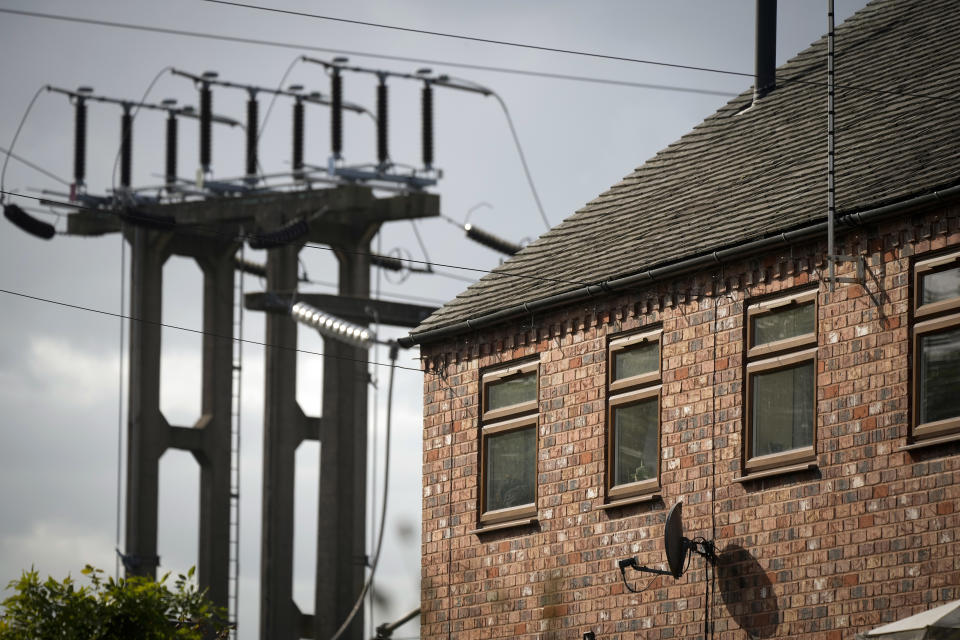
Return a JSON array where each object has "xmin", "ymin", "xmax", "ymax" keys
[
  {"xmin": 617, "ymin": 498, "xmax": 715, "ymax": 592},
  {"xmin": 665, "ymin": 500, "xmax": 686, "ymax": 578}
]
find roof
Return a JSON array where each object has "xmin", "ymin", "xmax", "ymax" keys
[
  {"xmin": 863, "ymin": 598, "xmax": 960, "ymax": 638},
  {"xmin": 410, "ymin": 0, "xmax": 960, "ymax": 343}
]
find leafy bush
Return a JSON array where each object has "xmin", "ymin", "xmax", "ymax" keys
[{"xmin": 0, "ymin": 565, "xmax": 229, "ymax": 640}]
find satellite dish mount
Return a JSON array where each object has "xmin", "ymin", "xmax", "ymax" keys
[{"xmin": 618, "ymin": 500, "xmax": 715, "ymax": 593}]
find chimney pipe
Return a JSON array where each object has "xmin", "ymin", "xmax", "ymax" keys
[{"xmin": 755, "ymin": 0, "xmax": 777, "ymax": 100}]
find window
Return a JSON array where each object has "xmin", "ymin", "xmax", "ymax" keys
[
  {"xmin": 912, "ymin": 250, "xmax": 960, "ymax": 439},
  {"xmin": 744, "ymin": 289, "xmax": 817, "ymax": 473},
  {"xmin": 607, "ymin": 328, "xmax": 661, "ymax": 500},
  {"xmin": 479, "ymin": 360, "xmax": 538, "ymax": 525}
]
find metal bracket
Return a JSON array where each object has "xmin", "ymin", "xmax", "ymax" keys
[
  {"xmin": 830, "ymin": 253, "xmax": 892, "ymax": 327},
  {"xmin": 115, "ymin": 548, "xmax": 160, "ymax": 572},
  {"xmin": 333, "ymin": 165, "xmax": 438, "ymax": 190},
  {"xmin": 829, "ymin": 254, "xmax": 865, "ymax": 286},
  {"xmin": 200, "ymin": 178, "xmax": 258, "ymax": 196}
]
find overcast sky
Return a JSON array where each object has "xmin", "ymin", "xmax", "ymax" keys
[{"xmin": 0, "ymin": 1, "xmax": 868, "ymax": 638}]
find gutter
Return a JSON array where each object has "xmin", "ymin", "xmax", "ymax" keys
[{"xmin": 400, "ymin": 184, "xmax": 960, "ymax": 348}]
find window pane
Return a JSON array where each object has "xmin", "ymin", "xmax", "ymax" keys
[
  {"xmin": 486, "ymin": 370, "xmax": 536, "ymax": 412},
  {"xmin": 485, "ymin": 427, "xmax": 535, "ymax": 511},
  {"xmin": 919, "ymin": 325, "xmax": 960, "ymax": 424},
  {"xmin": 920, "ymin": 266, "xmax": 960, "ymax": 305},
  {"xmin": 751, "ymin": 361, "xmax": 814, "ymax": 456},
  {"xmin": 751, "ymin": 301, "xmax": 815, "ymax": 346},
  {"xmin": 613, "ymin": 341, "xmax": 659, "ymax": 381},
  {"xmin": 613, "ymin": 397, "xmax": 658, "ymax": 486}
]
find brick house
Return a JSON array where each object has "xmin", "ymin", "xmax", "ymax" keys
[{"xmin": 401, "ymin": 1, "xmax": 960, "ymax": 638}]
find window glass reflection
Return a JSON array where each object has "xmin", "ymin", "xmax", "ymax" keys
[
  {"xmin": 921, "ymin": 266, "xmax": 960, "ymax": 306},
  {"xmin": 487, "ymin": 371, "xmax": 536, "ymax": 412},
  {"xmin": 613, "ymin": 398, "xmax": 658, "ymax": 486},
  {"xmin": 919, "ymin": 326, "xmax": 960, "ymax": 424},
  {"xmin": 613, "ymin": 341, "xmax": 659, "ymax": 381},
  {"xmin": 752, "ymin": 301, "xmax": 815, "ymax": 346},
  {"xmin": 751, "ymin": 361, "xmax": 814, "ymax": 456},
  {"xmin": 485, "ymin": 427, "xmax": 536, "ymax": 511}
]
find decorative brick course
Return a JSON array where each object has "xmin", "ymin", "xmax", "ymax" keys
[{"xmin": 419, "ymin": 208, "xmax": 960, "ymax": 639}]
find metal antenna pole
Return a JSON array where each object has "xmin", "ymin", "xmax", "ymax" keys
[{"xmin": 827, "ymin": 0, "xmax": 836, "ymax": 291}]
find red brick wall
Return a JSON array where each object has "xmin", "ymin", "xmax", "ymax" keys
[{"xmin": 419, "ymin": 206, "xmax": 960, "ymax": 639}]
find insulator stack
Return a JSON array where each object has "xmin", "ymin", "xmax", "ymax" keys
[
  {"xmin": 464, "ymin": 223, "xmax": 521, "ymax": 256},
  {"xmin": 370, "ymin": 253, "xmax": 404, "ymax": 271},
  {"xmin": 292, "ymin": 99, "xmax": 304, "ymax": 178},
  {"xmin": 73, "ymin": 98, "xmax": 87, "ymax": 188},
  {"xmin": 3, "ymin": 203, "xmax": 55, "ymax": 240},
  {"xmin": 246, "ymin": 95, "xmax": 259, "ymax": 180},
  {"xmin": 200, "ymin": 84, "xmax": 212, "ymax": 172},
  {"xmin": 291, "ymin": 301, "xmax": 375, "ymax": 349},
  {"xmin": 421, "ymin": 83, "xmax": 434, "ymax": 169},
  {"xmin": 331, "ymin": 70, "xmax": 343, "ymax": 158},
  {"xmin": 247, "ymin": 219, "xmax": 309, "ymax": 249},
  {"xmin": 377, "ymin": 79, "xmax": 389, "ymax": 166},
  {"xmin": 233, "ymin": 255, "xmax": 267, "ymax": 278},
  {"xmin": 165, "ymin": 113, "xmax": 178, "ymax": 187},
  {"xmin": 120, "ymin": 108, "xmax": 133, "ymax": 189}
]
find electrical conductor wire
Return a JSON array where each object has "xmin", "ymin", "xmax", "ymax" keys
[
  {"xmin": 257, "ymin": 54, "xmax": 302, "ymax": 140},
  {"xmin": 1, "ymin": 86, "xmax": 47, "ymax": 203},
  {"xmin": 197, "ymin": 0, "xmax": 960, "ymax": 104},
  {"xmin": 4, "ymin": 5, "xmax": 942, "ymax": 106},
  {"xmin": 408, "ymin": 219, "xmax": 433, "ymax": 269},
  {"xmin": 0, "ymin": 146, "xmax": 70, "ymax": 186},
  {"xmin": 0, "ymin": 9, "xmax": 743, "ymax": 99},
  {"xmin": 486, "ymin": 86, "xmax": 549, "ymax": 230},
  {"xmin": 0, "ymin": 286, "xmax": 424, "ymax": 374},
  {"xmin": 202, "ymin": 0, "xmax": 751, "ymax": 78}
]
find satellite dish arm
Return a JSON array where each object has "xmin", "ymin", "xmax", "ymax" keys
[{"xmin": 617, "ymin": 556, "xmax": 671, "ymax": 593}]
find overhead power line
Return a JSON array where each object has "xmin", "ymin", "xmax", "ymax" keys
[
  {"xmin": 199, "ymin": 1, "xmax": 960, "ymax": 105},
  {"xmin": 0, "ymin": 146, "xmax": 70, "ymax": 186},
  {"xmin": 487, "ymin": 89, "xmax": 551, "ymax": 230},
  {"xmin": 0, "ymin": 8, "xmax": 734, "ymax": 98},
  {"xmin": 3, "ymin": 7, "xmax": 957, "ymax": 105},
  {"xmin": 202, "ymin": 0, "xmax": 750, "ymax": 78},
  {"xmin": 0, "ymin": 86, "xmax": 47, "ymax": 202},
  {"xmin": 9, "ymin": 6, "xmax": 956, "ymax": 104},
  {"xmin": 0, "ymin": 286, "xmax": 424, "ymax": 373}
]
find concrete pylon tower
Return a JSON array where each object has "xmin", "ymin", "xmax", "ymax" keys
[
  {"xmin": 255, "ymin": 187, "xmax": 438, "ymax": 640},
  {"xmin": 122, "ymin": 225, "xmax": 235, "ymax": 612},
  {"xmin": 66, "ymin": 185, "xmax": 438, "ymax": 640}
]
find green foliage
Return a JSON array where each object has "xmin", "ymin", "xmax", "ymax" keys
[{"xmin": 0, "ymin": 565, "xmax": 229, "ymax": 640}]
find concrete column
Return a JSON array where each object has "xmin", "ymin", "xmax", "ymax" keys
[
  {"xmin": 194, "ymin": 241, "xmax": 236, "ymax": 610},
  {"xmin": 315, "ymin": 230, "xmax": 375, "ymax": 640},
  {"xmin": 124, "ymin": 227, "xmax": 170, "ymax": 578},
  {"xmin": 260, "ymin": 243, "xmax": 302, "ymax": 640}
]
